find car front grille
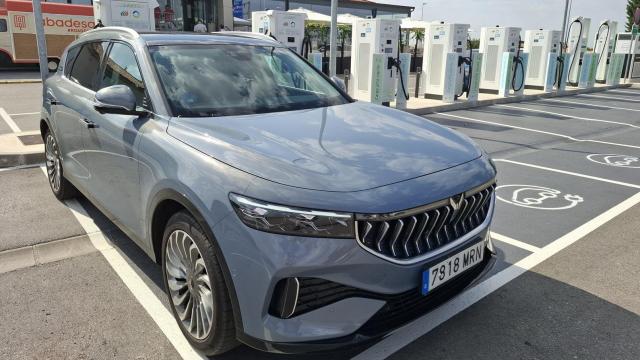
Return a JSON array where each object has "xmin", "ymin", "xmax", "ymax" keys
[{"xmin": 356, "ymin": 181, "xmax": 495, "ymax": 262}]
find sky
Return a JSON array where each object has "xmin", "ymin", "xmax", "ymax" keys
[{"xmin": 380, "ymin": 0, "xmax": 628, "ymax": 42}]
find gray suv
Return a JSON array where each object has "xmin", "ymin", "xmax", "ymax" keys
[{"xmin": 41, "ymin": 27, "xmax": 497, "ymax": 355}]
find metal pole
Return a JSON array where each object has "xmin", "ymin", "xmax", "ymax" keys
[
  {"xmin": 329, "ymin": 0, "xmax": 338, "ymax": 76},
  {"xmin": 560, "ymin": 0, "xmax": 569, "ymax": 46},
  {"xmin": 32, "ymin": 0, "xmax": 49, "ymax": 84}
]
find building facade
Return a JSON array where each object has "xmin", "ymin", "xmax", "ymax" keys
[
  {"xmin": 155, "ymin": 0, "xmax": 233, "ymax": 32},
  {"xmin": 236, "ymin": 0, "xmax": 413, "ymax": 20}
]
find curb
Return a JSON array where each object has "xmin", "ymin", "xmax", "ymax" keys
[
  {"xmin": 0, "ymin": 79, "xmax": 42, "ymax": 84},
  {"xmin": 404, "ymin": 83, "xmax": 633, "ymax": 116},
  {"xmin": 0, "ymin": 151, "xmax": 44, "ymax": 168},
  {"xmin": 0, "ymin": 234, "xmax": 98, "ymax": 275}
]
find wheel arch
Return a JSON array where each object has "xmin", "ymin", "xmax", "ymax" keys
[{"xmin": 148, "ymin": 188, "xmax": 245, "ymax": 336}]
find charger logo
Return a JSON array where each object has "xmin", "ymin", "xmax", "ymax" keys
[{"xmin": 13, "ymin": 14, "xmax": 27, "ymax": 30}]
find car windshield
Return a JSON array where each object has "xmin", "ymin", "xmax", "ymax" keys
[{"xmin": 149, "ymin": 44, "xmax": 349, "ymax": 117}]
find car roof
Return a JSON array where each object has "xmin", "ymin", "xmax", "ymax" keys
[
  {"xmin": 78, "ymin": 27, "xmax": 282, "ymax": 47},
  {"xmin": 139, "ymin": 32, "xmax": 281, "ymax": 47}
]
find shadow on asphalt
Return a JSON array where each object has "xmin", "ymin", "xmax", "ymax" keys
[{"xmin": 388, "ymin": 270, "xmax": 640, "ymax": 360}]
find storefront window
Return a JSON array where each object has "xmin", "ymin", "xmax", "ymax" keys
[{"xmin": 155, "ymin": 0, "xmax": 218, "ymax": 32}]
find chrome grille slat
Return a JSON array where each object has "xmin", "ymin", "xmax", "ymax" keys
[
  {"xmin": 375, "ymin": 222, "xmax": 390, "ymax": 253},
  {"xmin": 389, "ymin": 220, "xmax": 404, "ymax": 257},
  {"xmin": 413, "ymin": 214, "xmax": 429, "ymax": 253},
  {"xmin": 402, "ymin": 216, "xmax": 418, "ymax": 257},
  {"xmin": 465, "ymin": 191, "xmax": 483, "ymax": 229},
  {"xmin": 433, "ymin": 206, "xmax": 451, "ymax": 247},
  {"xmin": 356, "ymin": 182, "xmax": 496, "ymax": 261},
  {"xmin": 423, "ymin": 209, "xmax": 440, "ymax": 251}
]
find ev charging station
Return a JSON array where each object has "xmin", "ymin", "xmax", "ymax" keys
[
  {"xmin": 421, "ymin": 22, "xmax": 470, "ymax": 101},
  {"xmin": 523, "ymin": 29, "xmax": 561, "ymax": 90},
  {"xmin": 594, "ymin": 20, "xmax": 618, "ymax": 83},
  {"xmin": 479, "ymin": 26, "xmax": 522, "ymax": 94},
  {"xmin": 566, "ymin": 16, "xmax": 591, "ymax": 86},
  {"xmin": 350, "ymin": 18, "xmax": 402, "ymax": 104},
  {"xmin": 93, "ymin": 0, "xmax": 158, "ymax": 31},
  {"xmin": 615, "ymin": 32, "xmax": 640, "ymax": 80},
  {"xmin": 251, "ymin": 10, "xmax": 307, "ymax": 54}
]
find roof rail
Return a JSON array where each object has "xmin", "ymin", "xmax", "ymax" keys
[
  {"xmin": 80, "ymin": 26, "xmax": 140, "ymax": 39},
  {"xmin": 217, "ymin": 31, "xmax": 278, "ymax": 42}
]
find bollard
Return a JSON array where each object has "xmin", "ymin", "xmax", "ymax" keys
[{"xmin": 415, "ymin": 67, "xmax": 422, "ymax": 98}]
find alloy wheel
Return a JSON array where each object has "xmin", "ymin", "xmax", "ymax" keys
[
  {"xmin": 45, "ymin": 133, "xmax": 62, "ymax": 193},
  {"xmin": 165, "ymin": 230, "xmax": 214, "ymax": 340}
]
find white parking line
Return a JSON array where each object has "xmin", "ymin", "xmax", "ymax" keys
[
  {"xmin": 490, "ymin": 232, "xmax": 541, "ymax": 253},
  {"xmin": 38, "ymin": 167, "xmax": 206, "ymax": 360},
  {"xmin": 8, "ymin": 111, "xmax": 40, "ymax": 117},
  {"xmin": 541, "ymin": 98, "xmax": 640, "ymax": 112},
  {"xmin": 496, "ymin": 104, "xmax": 640, "ymax": 129},
  {"xmin": 493, "ymin": 159, "xmax": 640, "ymax": 189},
  {"xmin": 434, "ymin": 112, "xmax": 640, "ymax": 150},
  {"xmin": 0, "ymin": 108, "xmax": 21, "ymax": 133},
  {"xmin": 352, "ymin": 191, "xmax": 640, "ymax": 360},
  {"xmin": 579, "ymin": 93, "xmax": 640, "ymax": 102},
  {"xmin": 607, "ymin": 89, "xmax": 640, "ymax": 95}
]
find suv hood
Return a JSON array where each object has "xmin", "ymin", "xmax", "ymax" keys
[{"xmin": 167, "ymin": 102, "xmax": 482, "ymax": 192}]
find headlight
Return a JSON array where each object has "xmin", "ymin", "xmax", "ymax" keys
[{"xmin": 229, "ymin": 193, "xmax": 355, "ymax": 238}]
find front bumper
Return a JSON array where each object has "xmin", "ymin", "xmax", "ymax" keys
[
  {"xmin": 239, "ymin": 246, "xmax": 496, "ymax": 354},
  {"xmin": 213, "ymin": 200, "xmax": 496, "ymax": 351},
  {"xmin": 207, "ymin": 157, "xmax": 498, "ymax": 351}
]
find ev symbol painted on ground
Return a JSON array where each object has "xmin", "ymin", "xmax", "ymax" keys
[
  {"xmin": 496, "ymin": 185, "xmax": 584, "ymax": 210},
  {"xmin": 586, "ymin": 154, "xmax": 640, "ymax": 169}
]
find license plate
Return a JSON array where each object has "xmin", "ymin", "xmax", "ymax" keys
[{"xmin": 421, "ymin": 242, "xmax": 484, "ymax": 295}]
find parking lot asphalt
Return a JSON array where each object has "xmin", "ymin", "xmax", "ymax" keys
[{"xmin": 0, "ymin": 86, "xmax": 639, "ymax": 359}]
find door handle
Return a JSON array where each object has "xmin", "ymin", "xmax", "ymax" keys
[
  {"xmin": 83, "ymin": 118, "xmax": 98, "ymax": 129},
  {"xmin": 47, "ymin": 99, "xmax": 62, "ymax": 106}
]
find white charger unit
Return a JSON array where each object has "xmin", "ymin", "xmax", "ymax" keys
[
  {"xmin": 93, "ymin": 0, "xmax": 158, "ymax": 31},
  {"xmin": 350, "ymin": 18, "xmax": 401, "ymax": 103},
  {"xmin": 523, "ymin": 29, "xmax": 561, "ymax": 89},
  {"xmin": 422, "ymin": 22, "xmax": 470, "ymax": 99},
  {"xmin": 566, "ymin": 16, "xmax": 591, "ymax": 85},
  {"xmin": 615, "ymin": 32, "xmax": 640, "ymax": 78},
  {"xmin": 251, "ymin": 10, "xmax": 307, "ymax": 54},
  {"xmin": 594, "ymin": 20, "xmax": 618, "ymax": 83},
  {"xmin": 479, "ymin": 26, "xmax": 521, "ymax": 93}
]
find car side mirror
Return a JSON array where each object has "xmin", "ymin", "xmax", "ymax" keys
[
  {"xmin": 94, "ymin": 85, "xmax": 146, "ymax": 116},
  {"xmin": 331, "ymin": 76, "xmax": 347, "ymax": 92}
]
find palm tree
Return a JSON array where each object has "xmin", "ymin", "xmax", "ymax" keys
[
  {"xmin": 411, "ymin": 29, "xmax": 425, "ymax": 71},
  {"xmin": 338, "ymin": 24, "xmax": 352, "ymax": 74}
]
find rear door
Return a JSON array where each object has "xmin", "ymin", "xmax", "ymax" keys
[
  {"xmin": 83, "ymin": 41, "xmax": 150, "ymax": 238},
  {"xmin": 50, "ymin": 41, "xmax": 108, "ymax": 188}
]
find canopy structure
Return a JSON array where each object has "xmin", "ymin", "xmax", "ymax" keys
[
  {"xmin": 401, "ymin": 18, "xmax": 430, "ymax": 29},
  {"xmin": 289, "ymin": 7, "xmax": 361, "ymax": 25},
  {"xmin": 289, "ymin": 8, "xmax": 332, "ymax": 24},
  {"xmin": 337, "ymin": 13, "xmax": 362, "ymax": 25}
]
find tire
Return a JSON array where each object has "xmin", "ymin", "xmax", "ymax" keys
[
  {"xmin": 162, "ymin": 211, "xmax": 238, "ymax": 355},
  {"xmin": 44, "ymin": 130, "xmax": 77, "ymax": 200}
]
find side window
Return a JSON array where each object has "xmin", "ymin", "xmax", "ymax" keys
[
  {"xmin": 63, "ymin": 46, "xmax": 81, "ymax": 77},
  {"xmin": 0, "ymin": 19, "xmax": 7, "ymax": 33},
  {"xmin": 100, "ymin": 42, "xmax": 146, "ymax": 107},
  {"xmin": 68, "ymin": 42, "xmax": 108, "ymax": 90}
]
